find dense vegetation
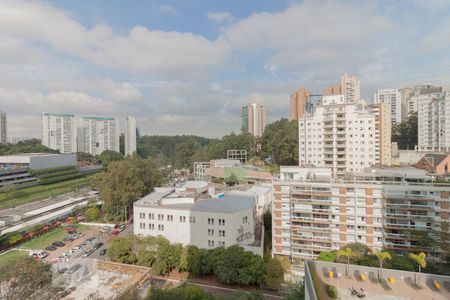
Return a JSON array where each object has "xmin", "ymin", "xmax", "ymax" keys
[
  {"xmin": 136, "ymin": 118, "xmax": 299, "ymax": 171},
  {"xmin": 93, "ymin": 155, "xmax": 162, "ymax": 221},
  {"xmin": 0, "ymin": 139, "xmax": 59, "ymax": 155},
  {"xmin": 107, "ymin": 235, "xmax": 289, "ymax": 288},
  {"xmin": 392, "ymin": 112, "xmax": 418, "ymax": 150},
  {"xmin": 0, "ymin": 256, "xmax": 62, "ymax": 300}
]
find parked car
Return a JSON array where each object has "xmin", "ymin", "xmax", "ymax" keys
[
  {"xmin": 63, "ymin": 237, "xmax": 74, "ymax": 242},
  {"xmin": 118, "ymin": 224, "xmax": 126, "ymax": 232},
  {"xmin": 58, "ymin": 267, "xmax": 68, "ymax": 274},
  {"xmin": 100, "ymin": 226, "xmax": 110, "ymax": 233},
  {"xmin": 112, "ymin": 230, "xmax": 119, "ymax": 237},
  {"xmin": 40, "ymin": 251, "xmax": 49, "ymax": 258},
  {"xmin": 68, "ymin": 264, "xmax": 81, "ymax": 274},
  {"xmin": 83, "ymin": 249, "xmax": 94, "ymax": 257},
  {"xmin": 45, "ymin": 245, "xmax": 57, "ymax": 251},
  {"xmin": 99, "ymin": 248, "xmax": 107, "ymax": 256},
  {"xmin": 52, "ymin": 241, "xmax": 65, "ymax": 247},
  {"xmin": 93, "ymin": 242, "xmax": 104, "ymax": 251}
]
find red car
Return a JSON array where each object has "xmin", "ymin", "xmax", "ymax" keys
[{"xmin": 112, "ymin": 230, "xmax": 119, "ymax": 237}]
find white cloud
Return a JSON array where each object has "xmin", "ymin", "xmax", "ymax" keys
[
  {"xmin": 0, "ymin": 1, "xmax": 229, "ymax": 77},
  {"xmin": 207, "ymin": 12, "xmax": 234, "ymax": 24}
]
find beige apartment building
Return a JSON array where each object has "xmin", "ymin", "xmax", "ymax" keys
[
  {"xmin": 273, "ymin": 166, "xmax": 450, "ymax": 273},
  {"xmin": 368, "ymin": 103, "xmax": 391, "ymax": 166}
]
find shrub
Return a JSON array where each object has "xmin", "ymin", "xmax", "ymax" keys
[
  {"xmin": 325, "ymin": 284, "xmax": 338, "ymax": 299},
  {"xmin": 318, "ymin": 251, "xmax": 336, "ymax": 262}
]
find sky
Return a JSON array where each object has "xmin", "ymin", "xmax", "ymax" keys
[{"xmin": 1, "ymin": 0, "xmax": 450, "ymax": 138}]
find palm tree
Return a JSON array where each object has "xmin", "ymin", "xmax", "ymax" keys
[
  {"xmin": 409, "ymin": 252, "xmax": 427, "ymax": 286},
  {"xmin": 337, "ymin": 247, "xmax": 353, "ymax": 276},
  {"xmin": 374, "ymin": 250, "xmax": 392, "ymax": 280}
]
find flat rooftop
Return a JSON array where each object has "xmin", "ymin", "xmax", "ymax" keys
[{"xmin": 306, "ymin": 261, "xmax": 450, "ymax": 300}]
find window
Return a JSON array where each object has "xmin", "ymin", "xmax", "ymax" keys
[
  {"xmin": 149, "ymin": 224, "xmax": 155, "ymax": 230},
  {"xmin": 167, "ymin": 215, "xmax": 173, "ymax": 222},
  {"xmin": 179, "ymin": 216, "xmax": 186, "ymax": 223},
  {"xmin": 190, "ymin": 216, "xmax": 196, "ymax": 223},
  {"xmin": 158, "ymin": 214, "xmax": 164, "ymax": 221},
  {"xmin": 219, "ymin": 230, "xmax": 226, "ymax": 237},
  {"xmin": 139, "ymin": 212, "xmax": 145, "ymax": 219},
  {"xmin": 242, "ymin": 216, "xmax": 248, "ymax": 224},
  {"xmin": 208, "ymin": 229, "xmax": 214, "ymax": 236},
  {"xmin": 158, "ymin": 224, "xmax": 164, "ymax": 231},
  {"xmin": 208, "ymin": 240, "xmax": 215, "ymax": 247},
  {"xmin": 149, "ymin": 213, "xmax": 154, "ymax": 220},
  {"xmin": 139, "ymin": 222, "xmax": 145, "ymax": 229},
  {"xmin": 208, "ymin": 218, "xmax": 215, "ymax": 225},
  {"xmin": 218, "ymin": 219, "xmax": 226, "ymax": 226},
  {"xmin": 218, "ymin": 241, "xmax": 225, "ymax": 247}
]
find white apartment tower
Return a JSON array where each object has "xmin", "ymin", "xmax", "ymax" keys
[
  {"xmin": 373, "ymin": 88, "xmax": 401, "ymax": 125},
  {"xmin": 0, "ymin": 111, "xmax": 6, "ymax": 144},
  {"xmin": 77, "ymin": 116, "xmax": 120, "ymax": 155},
  {"xmin": 242, "ymin": 103, "xmax": 266, "ymax": 137},
  {"xmin": 299, "ymin": 94, "xmax": 377, "ymax": 176},
  {"xmin": 125, "ymin": 116, "xmax": 137, "ymax": 156},
  {"xmin": 417, "ymin": 91, "xmax": 450, "ymax": 151},
  {"xmin": 341, "ymin": 73, "xmax": 361, "ymax": 104},
  {"xmin": 41, "ymin": 113, "xmax": 77, "ymax": 154}
]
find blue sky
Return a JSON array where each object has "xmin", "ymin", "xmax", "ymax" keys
[{"xmin": 1, "ymin": 0, "xmax": 450, "ymax": 137}]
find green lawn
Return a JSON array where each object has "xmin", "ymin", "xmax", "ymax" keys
[
  {"xmin": 0, "ymin": 175, "xmax": 95, "ymax": 209},
  {"xmin": 0, "ymin": 249, "xmax": 27, "ymax": 268},
  {"xmin": 21, "ymin": 224, "xmax": 88, "ymax": 250}
]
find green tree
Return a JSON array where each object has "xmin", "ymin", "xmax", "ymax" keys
[
  {"xmin": 409, "ymin": 252, "xmax": 427, "ymax": 285},
  {"xmin": 0, "ymin": 138, "xmax": 59, "ymax": 155},
  {"xmin": 152, "ymin": 239, "xmax": 183, "ymax": 275},
  {"xmin": 145, "ymin": 284, "xmax": 213, "ymax": 300},
  {"xmin": 392, "ymin": 112, "xmax": 417, "ymax": 150},
  {"xmin": 86, "ymin": 207, "xmax": 100, "ymax": 221},
  {"xmin": 98, "ymin": 150, "xmax": 124, "ymax": 167},
  {"xmin": 374, "ymin": 250, "xmax": 392, "ymax": 280},
  {"xmin": 0, "ymin": 184, "xmax": 16, "ymax": 208},
  {"xmin": 260, "ymin": 118, "xmax": 298, "ymax": 165},
  {"xmin": 318, "ymin": 251, "xmax": 336, "ymax": 262},
  {"xmin": 108, "ymin": 236, "xmax": 137, "ymax": 264},
  {"xmin": 94, "ymin": 155, "xmax": 161, "ymax": 220},
  {"xmin": 0, "ymin": 256, "xmax": 62, "ymax": 300},
  {"xmin": 285, "ymin": 281, "xmax": 305, "ymax": 300},
  {"xmin": 336, "ymin": 248, "xmax": 353, "ymax": 276},
  {"xmin": 265, "ymin": 257, "xmax": 285, "ymax": 288},
  {"xmin": 225, "ymin": 173, "xmax": 239, "ymax": 186}
]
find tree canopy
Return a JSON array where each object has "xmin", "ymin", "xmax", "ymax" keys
[
  {"xmin": 0, "ymin": 139, "xmax": 59, "ymax": 155},
  {"xmin": 94, "ymin": 155, "xmax": 162, "ymax": 220},
  {"xmin": 98, "ymin": 150, "xmax": 124, "ymax": 167},
  {"xmin": 260, "ymin": 118, "xmax": 298, "ymax": 165},
  {"xmin": 392, "ymin": 112, "xmax": 418, "ymax": 150}
]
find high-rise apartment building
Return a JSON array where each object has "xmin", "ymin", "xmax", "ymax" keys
[
  {"xmin": 417, "ymin": 91, "xmax": 450, "ymax": 151},
  {"xmin": 0, "ymin": 111, "xmax": 7, "ymax": 144},
  {"xmin": 299, "ymin": 94, "xmax": 378, "ymax": 176},
  {"xmin": 290, "ymin": 88, "xmax": 310, "ymax": 121},
  {"xmin": 125, "ymin": 116, "xmax": 137, "ymax": 156},
  {"xmin": 76, "ymin": 116, "xmax": 120, "ymax": 155},
  {"xmin": 368, "ymin": 103, "xmax": 391, "ymax": 166},
  {"xmin": 41, "ymin": 113, "xmax": 77, "ymax": 154},
  {"xmin": 341, "ymin": 73, "xmax": 361, "ymax": 104},
  {"xmin": 241, "ymin": 103, "xmax": 266, "ymax": 137},
  {"xmin": 373, "ymin": 88, "xmax": 401, "ymax": 125},
  {"xmin": 273, "ymin": 166, "xmax": 450, "ymax": 273}
]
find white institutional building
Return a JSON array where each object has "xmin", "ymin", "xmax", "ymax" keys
[
  {"xmin": 125, "ymin": 116, "xmax": 137, "ymax": 156},
  {"xmin": 133, "ymin": 181, "xmax": 258, "ymax": 251},
  {"xmin": 373, "ymin": 88, "xmax": 402, "ymax": 125},
  {"xmin": 417, "ymin": 91, "xmax": 450, "ymax": 151},
  {"xmin": 42, "ymin": 113, "xmax": 136, "ymax": 156}
]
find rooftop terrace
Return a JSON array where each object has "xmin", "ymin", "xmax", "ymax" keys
[{"xmin": 305, "ymin": 260, "xmax": 450, "ymax": 300}]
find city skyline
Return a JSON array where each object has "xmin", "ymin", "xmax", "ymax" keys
[{"xmin": 1, "ymin": 0, "xmax": 450, "ymax": 138}]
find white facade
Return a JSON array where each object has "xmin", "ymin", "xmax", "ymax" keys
[
  {"xmin": 230, "ymin": 185, "xmax": 273, "ymax": 216},
  {"xmin": 134, "ymin": 188, "xmax": 256, "ymax": 251},
  {"xmin": 194, "ymin": 162, "xmax": 210, "ymax": 180},
  {"xmin": 76, "ymin": 116, "xmax": 120, "ymax": 155},
  {"xmin": 41, "ymin": 113, "xmax": 77, "ymax": 154},
  {"xmin": 0, "ymin": 111, "xmax": 6, "ymax": 144},
  {"xmin": 299, "ymin": 95, "xmax": 376, "ymax": 176},
  {"xmin": 373, "ymin": 88, "xmax": 401, "ymax": 125},
  {"xmin": 417, "ymin": 91, "xmax": 450, "ymax": 151},
  {"xmin": 125, "ymin": 116, "xmax": 137, "ymax": 156}
]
